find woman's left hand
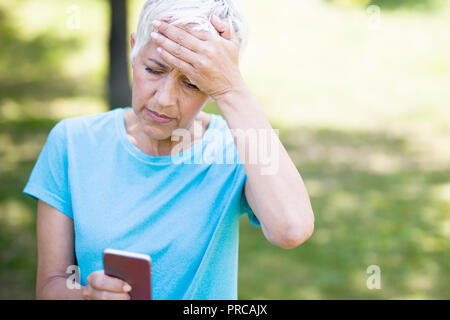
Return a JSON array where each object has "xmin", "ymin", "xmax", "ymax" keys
[{"xmin": 150, "ymin": 15, "xmax": 244, "ymax": 101}]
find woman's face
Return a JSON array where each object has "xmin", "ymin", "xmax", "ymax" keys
[{"xmin": 130, "ymin": 32, "xmax": 209, "ymax": 140}]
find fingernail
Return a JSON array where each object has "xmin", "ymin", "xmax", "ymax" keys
[
  {"xmin": 150, "ymin": 32, "xmax": 159, "ymax": 39},
  {"xmin": 152, "ymin": 20, "xmax": 161, "ymax": 29},
  {"xmin": 123, "ymin": 284, "xmax": 132, "ymax": 292}
]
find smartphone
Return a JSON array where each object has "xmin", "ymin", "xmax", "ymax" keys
[{"xmin": 103, "ymin": 248, "xmax": 152, "ymax": 300}]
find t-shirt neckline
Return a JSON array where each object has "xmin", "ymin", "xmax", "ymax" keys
[{"xmin": 115, "ymin": 106, "xmax": 216, "ymax": 164}]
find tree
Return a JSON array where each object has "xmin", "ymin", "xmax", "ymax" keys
[{"xmin": 108, "ymin": 0, "xmax": 132, "ymax": 110}]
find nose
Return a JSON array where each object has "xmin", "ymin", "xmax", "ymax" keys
[{"xmin": 155, "ymin": 73, "xmax": 178, "ymax": 108}]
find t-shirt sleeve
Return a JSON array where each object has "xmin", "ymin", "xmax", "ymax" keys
[
  {"xmin": 240, "ymin": 178, "xmax": 261, "ymax": 227},
  {"xmin": 22, "ymin": 119, "xmax": 73, "ymax": 219}
]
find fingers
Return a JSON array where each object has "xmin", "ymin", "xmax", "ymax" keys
[
  {"xmin": 210, "ymin": 14, "xmax": 228, "ymax": 34},
  {"xmin": 88, "ymin": 270, "xmax": 131, "ymax": 293},
  {"xmin": 156, "ymin": 47, "xmax": 196, "ymax": 76},
  {"xmin": 84, "ymin": 270, "xmax": 132, "ymax": 300},
  {"xmin": 152, "ymin": 20, "xmax": 207, "ymax": 52},
  {"xmin": 150, "ymin": 31, "xmax": 198, "ymax": 66},
  {"xmin": 83, "ymin": 287, "xmax": 131, "ymax": 300},
  {"xmin": 210, "ymin": 15, "xmax": 234, "ymax": 41},
  {"xmin": 182, "ymin": 22, "xmax": 212, "ymax": 42}
]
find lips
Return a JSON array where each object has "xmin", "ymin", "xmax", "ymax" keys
[
  {"xmin": 145, "ymin": 108, "xmax": 175, "ymax": 124},
  {"xmin": 147, "ymin": 109, "xmax": 173, "ymax": 119}
]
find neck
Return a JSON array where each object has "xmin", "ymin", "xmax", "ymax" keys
[{"xmin": 125, "ymin": 108, "xmax": 205, "ymax": 157}]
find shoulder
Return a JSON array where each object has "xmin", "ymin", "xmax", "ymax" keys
[
  {"xmin": 59, "ymin": 108, "xmax": 119, "ymax": 138},
  {"xmin": 200, "ymin": 112, "xmax": 244, "ymax": 164},
  {"xmin": 198, "ymin": 111, "xmax": 212, "ymax": 132},
  {"xmin": 64, "ymin": 108, "xmax": 117, "ymax": 128},
  {"xmin": 198, "ymin": 111, "xmax": 228, "ymax": 130},
  {"xmin": 199, "ymin": 111, "xmax": 232, "ymax": 142}
]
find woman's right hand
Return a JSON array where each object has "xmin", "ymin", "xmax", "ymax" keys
[{"xmin": 82, "ymin": 270, "xmax": 132, "ymax": 300}]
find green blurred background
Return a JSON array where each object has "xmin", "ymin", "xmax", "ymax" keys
[{"xmin": 0, "ymin": 0, "xmax": 449, "ymax": 299}]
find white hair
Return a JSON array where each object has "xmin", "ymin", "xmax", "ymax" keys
[{"xmin": 130, "ymin": 0, "xmax": 249, "ymax": 66}]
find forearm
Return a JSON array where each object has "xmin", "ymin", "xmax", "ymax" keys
[
  {"xmin": 215, "ymin": 81, "xmax": 314, "ymax": 248},
  {"xmin": 37, "ymin": 276, "xmax": 85, "ymax": 300}
]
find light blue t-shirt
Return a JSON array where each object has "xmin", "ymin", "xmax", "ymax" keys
[{"xmin": 23, "ymin": 106, "xmax": 260, "ymax": 300}]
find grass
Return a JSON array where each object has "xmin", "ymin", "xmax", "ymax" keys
[
  {"xmin": 238, "ymin": 124, "xmax": 449, "ymax": 299},
  {"xmin": 0, "ymin": 0, "xmax": 449, "ymax": 299}
]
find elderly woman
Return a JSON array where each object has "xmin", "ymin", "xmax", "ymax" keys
[{"xmin": 23, "ymin": 0, "xmax": 314, "ymax": 300}]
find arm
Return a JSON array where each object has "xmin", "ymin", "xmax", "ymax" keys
[
  {"xmin": 216, "ymin": 82, "xmax": 315, "ymax": 250},
  {"xmin": 36, "ymin": 200, "xmax": 132, "ymax": 299},
  {"xmin": 36, "ymin": 200, "xmax": 84, "ymax": 299}
]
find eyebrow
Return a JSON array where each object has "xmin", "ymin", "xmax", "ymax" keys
[{"xmin": 148, "ymin": 58, "xmax": 169, "ymax": 70}]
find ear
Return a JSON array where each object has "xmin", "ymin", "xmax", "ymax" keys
[{"xmin": 130, "ymin": 32, "xmax": 136, "ymax": 49}]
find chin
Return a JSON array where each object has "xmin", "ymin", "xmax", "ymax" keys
[{"xmin": 141, "ymin": 123, "xmax": 173, "ymax": 140}]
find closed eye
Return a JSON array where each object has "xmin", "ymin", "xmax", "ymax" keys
[
  {"xmin": 185, "ymin": 82, "xmax": 199, "ymax": 90},
  {"xmin": 145, "ymin": 67, "xmax": 162, "ymax": 75},
  {"xmin": 146, "ymin": 67, "xmax": 199, "ymax": 90}
]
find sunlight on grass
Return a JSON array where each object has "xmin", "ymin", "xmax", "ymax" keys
[
  {"xmin": 47, "ymin": 97, "xmax": 107, "ymax": 119},
  {"xmin": 239, "ymin": 0, "xmax": 450, "ymax": 131},
  {"xmin": 432, "ymin": 183, "xmax": 450, "ymax": 203},
  {"xmin": 441, "ymin": 220, "xmax": 450, "ymax": 237},
  {"xmin": 0, "ymin": 200, "xmax": 32, "ymax": 229},
  {"xmin": 0, "ymin": 97, "xmax": 107, "ymax": 120}
]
